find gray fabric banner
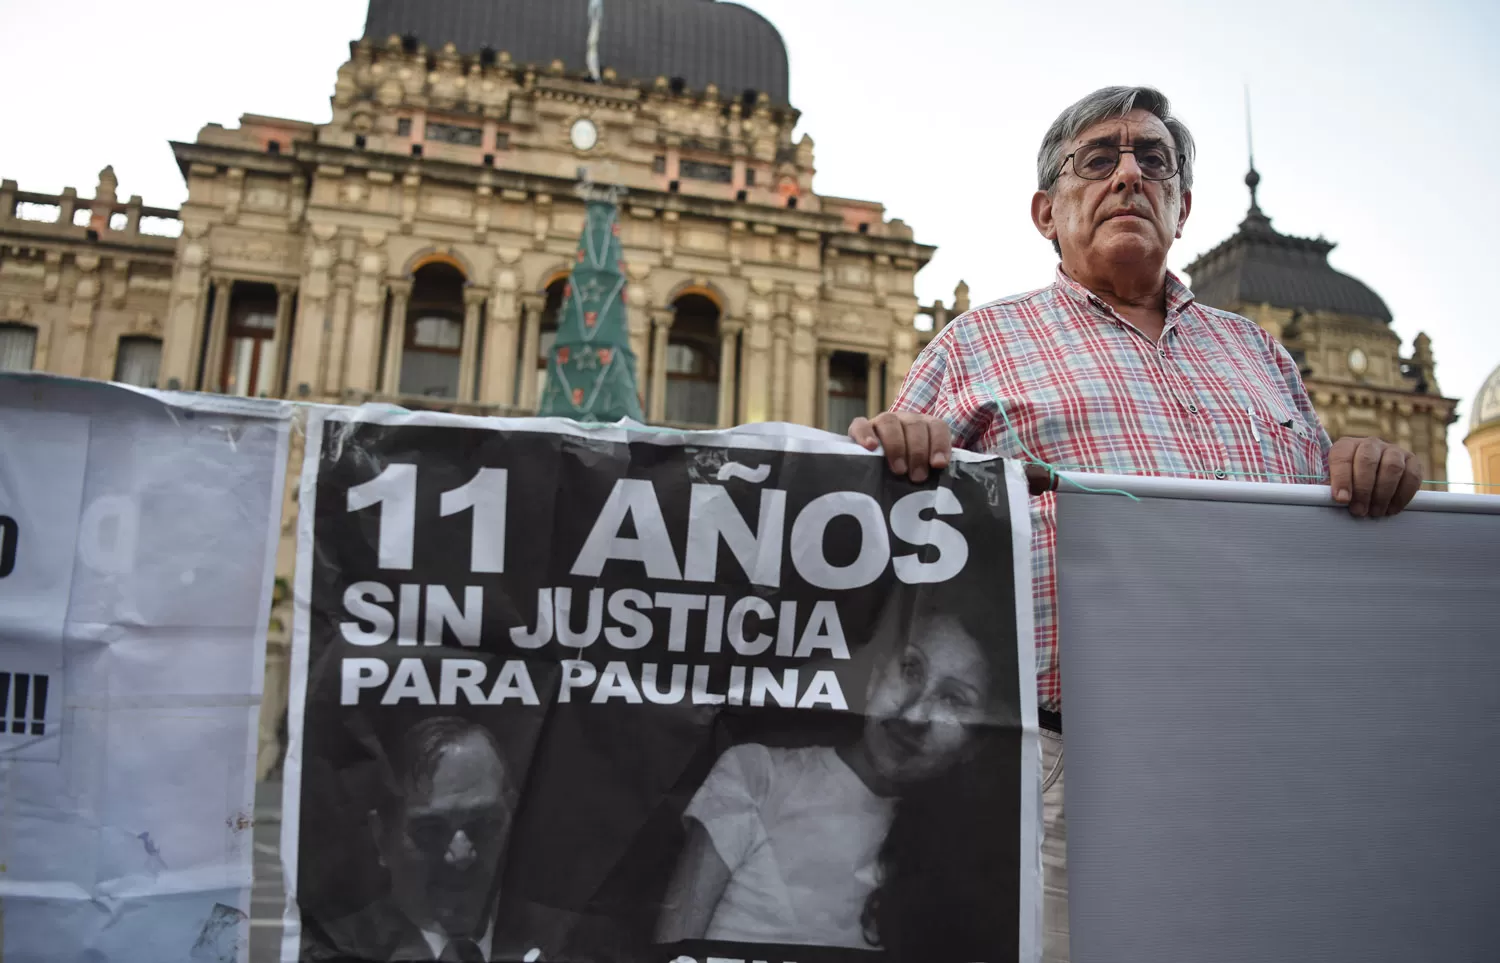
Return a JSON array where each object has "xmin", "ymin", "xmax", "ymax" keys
[{"xmin": 1056, "ymin": 481, "xmax": 1500, "ymax": 963}]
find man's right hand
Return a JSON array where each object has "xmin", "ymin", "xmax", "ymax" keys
[{"xmin": 848, "ymin": 411, "xmax": 954, "ymax": 483}]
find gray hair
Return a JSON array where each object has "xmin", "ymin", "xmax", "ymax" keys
[
  {"xmin": 375, "ymin": 715, "xmax": 514, "ymax": 822},
  {"xmin": 1036, "ymin": 86, "xmax": 1197, "ymax": 195}
]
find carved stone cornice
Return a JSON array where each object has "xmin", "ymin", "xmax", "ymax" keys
[{"xmin": 169, "ymin": 138, "xmax": 935, "ymax": 265}]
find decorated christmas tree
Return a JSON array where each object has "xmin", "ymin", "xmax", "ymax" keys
[{"xmin": 537, "ymin": 191, "xmax": 644, "ymax": 423}]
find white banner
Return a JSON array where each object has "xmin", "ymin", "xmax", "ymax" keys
[
  {"xmin": 0, "ymin": 374, "xmax": 291, "ymax": 963},
  {"xmin": 1054, "ymin": 475, "xmax": 1500, "ymax": 963}
]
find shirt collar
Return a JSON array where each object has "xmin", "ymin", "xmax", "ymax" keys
[
  {"xmin": 420, "ymin": 917, "xmax": 496, "ymax": 961},
  {"xmin": 1051, "ymin": 264, "xmax": 1198, "ymax": 317}
]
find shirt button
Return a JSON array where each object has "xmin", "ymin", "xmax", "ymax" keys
[
  {"xmin": 1188, "ymin": 403, "xmax": 1199, "ymax": 414},
  {"xmin": 1157, "ymin": 347, "xmax": 1167, "ymax": 357},
  {"xmin": 1213, "ymin": 468, "xmax": 1228, "ymax": 480}
]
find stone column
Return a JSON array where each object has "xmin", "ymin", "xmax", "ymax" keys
[
  {"xmin": 322, "ymin": 250, "xmax": 356, "ymax": 396},
  {"xmin": 459, "ymin": 286, "xmax": 488, "ymax": 403},
  {"xmin": 288, "ymin": 230, "xmax": 336, "ymax": 398},
  {"xmin": 952, "ymin": 280, "xmax": 971, "ymax": 316},
  {"xmin": 270, "ymin": 283, "xmax": 296, "ymax": 396},
  {"xmin": 60, "ymin": 254, "xmax": 101, "ymax": 379},
  {"xmin": 866, "ymin": 352, "xmax": 885, "ymax": 417},
  {"xmin": 124, "ymin": 196, "xmax": 143, "ymax": 236},
  {"xmin": 159, "ymin": 228, "xmax": 211, "ymax": 390},
  {"xmin": 88, "ymin": 166, "xmax": 119, "ymax": 236},
  {"xmin": 788, "ymin": 306, "xmax": 817, "ymax": 427},
  {"xmin": 382, "ymin": 279, "xmax": 412, "ymax": 395},
  {"xmin": 56, "ymin": 188, "xmax": 78, "ymax": 228},
  {"xmin": 1431, "ymin": 427, "xmax": 1450, "ymax": 489},
  {"xmin": 204, "ymin": 277, "xmax": 235, "ymax": 392},
  {"xmin": 649, "ymin": 308, "xmax": 675, "ymax": 423},
  {"xmin": 887, "ymin": 328, "xmax": 916, "ymax": 410},
  {"xmin": 626, "ymin": 284, "xmax": 652, "ymax": 406},
  {"xmin": 343, "ymin": 252, "xmax": 387, "ymax": 396},
  {"xmin": 769, "ymin": 314, "xmax": 791, "ymax": 422},
  {"xmin": 741, "ymin": 309, "xmax": 773, "ymax": 424},
  {"xmin": 717, "ymin": 321, "xmax": 741, "ymax": 428},
  {"xmin": 517, "ymin": 293, "xmax": 546, "ymax": 409},
  {"xmin": 481, "ymin": 273, "xmax": 521, "ymax": 406},
  {"xmin": 816, "ymin": 347, "xmax": 833, "ymax": 430}
]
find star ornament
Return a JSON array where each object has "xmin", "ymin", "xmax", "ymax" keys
[
  {"xmin": 576, "ymin": 277, "xmax": 609, "ymax": 301},
  {"xmin": 574, "ymin": 347, "xmax": 601, "ymax": 371}
]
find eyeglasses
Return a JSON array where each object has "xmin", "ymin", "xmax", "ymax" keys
[
  {"xmin": 1060, "ymin": 143, "xmax": 1182, "ymax": 182},
  {"xmin": 405, "ymin": 811, "xmax": 509, "ymax": 855}
]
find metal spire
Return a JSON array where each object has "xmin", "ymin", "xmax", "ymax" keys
[
  {"xmin": 1244, "ymin": 84, "xmax": 1262, "ymax": 215},
  {"xmin": 587, "ymin": 0, "xmax": 603, "ymax": 82}
]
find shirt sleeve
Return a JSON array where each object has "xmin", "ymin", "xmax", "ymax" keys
[
  {"xmin": 890, "ymin": 326, "xmax": 982, "ymax": 450},
  {"xmin": 682, "ymin": 743, "xmax": 774, "ymax": 871}
]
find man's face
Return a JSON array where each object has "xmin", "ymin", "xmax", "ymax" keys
[
  {"xmin": 1033, "ymin": 108, "xmax": 1191, "ymax": 272},
  {"xmin": 862, "ymin": 619, "xmax": 993, "ymax": 785},
  {"xmin": 374, "ymin": 733, "xmax": 515, "ymax": 939}
]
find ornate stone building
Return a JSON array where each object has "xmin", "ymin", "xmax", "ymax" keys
[
  {"xmin": 1186, "ymin": 166, "xmax": 1459, "ymax": 482},
  {"xmin": 1465, "ymin": 364, "xmax": 1500, "ymax": 493},
  {"xmin": 1, "ymin": 0, "xmax": 955, "ymax": 429},
  {"xmin": 0, "ymin": 0, "xmax": 960, "ymax": 777}
]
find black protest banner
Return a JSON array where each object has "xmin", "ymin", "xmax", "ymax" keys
[{"xmin": 287, "ymin": 411, "xmax": 1037, "ymax": 963}]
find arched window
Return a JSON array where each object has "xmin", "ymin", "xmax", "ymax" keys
[
  {"xmin": 532, "ymin": 277, "xmax": 567, "ymax": 408},
  {"xmin": 0, "ymin": 322, "xmax": 37, "ymax": 372},
  {"xmin": 115, "ymin": 335, "xmax": 162, "ymax": 388},
  {"xmin": 664, "ymin": 294, "xmax": 721, "ymax": 426},
  {"xmin": 221, "ymin": 283, "xmax": 279, "ymax": 397},
  {"xmin": 400, "ymin": 263, "xmax": 466, "ymax": 398},
  {"xmin": 827, "ymin": 351, "xmax": 870, "ymax": 433}
]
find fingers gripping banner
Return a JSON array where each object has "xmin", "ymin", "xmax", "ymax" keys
[{"xmin": 284, "ymin": 410, "xmax": 1039, "ymax": 963}]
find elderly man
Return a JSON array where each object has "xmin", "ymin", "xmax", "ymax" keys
[{"xmin": 849, "ymin": 86, "xmax": 1423, "ymax": 963}]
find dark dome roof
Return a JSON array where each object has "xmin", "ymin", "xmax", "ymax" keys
[
  {"xmin": 1185, "ymin": 171, "xmax": 1392, "ymax": 324},
  {"xmin": 364, "ymin": 0, "xmax": 790, "ymax": 105}
]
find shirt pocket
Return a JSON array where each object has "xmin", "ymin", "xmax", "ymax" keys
[{"xmin": 1242, "ymin": 403, "xmax": 1326, "ymax": 484}]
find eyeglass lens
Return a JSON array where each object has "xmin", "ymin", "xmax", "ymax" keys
[{"xmin": 1073, "ymin": 144, "xmax": 1178, "ymax": 180}]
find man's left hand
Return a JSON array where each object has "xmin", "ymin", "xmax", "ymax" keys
[{"xmin": 1328, "ymin": 436, "xmax": 1424, "ymax": 518}]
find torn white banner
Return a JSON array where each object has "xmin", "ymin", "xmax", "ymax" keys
[{"xmin": 0, "ymin": 374, "xmax": 291, "ymax": 963}]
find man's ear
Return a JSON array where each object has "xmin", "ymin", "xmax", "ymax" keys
[
  {"xmin": 369, "ymin": 809, "xmax": 387, "ymax": 868},
  {"xmin": 1175, "ymin": 188, "xmax": 1192, "ymax": 239},
  {"xmin": 1032, "ymin": 190, "xmax": 1058, "ymax": 245}
]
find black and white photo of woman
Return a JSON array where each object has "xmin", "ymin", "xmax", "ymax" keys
[{"xmin": 654, "ymin": 588, "xmax": 1020, "ymax": 961}]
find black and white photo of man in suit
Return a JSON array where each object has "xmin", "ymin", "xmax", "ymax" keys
[{"xmin": 302, "ymin": 716, "xmax": 544, "ymax": 962}]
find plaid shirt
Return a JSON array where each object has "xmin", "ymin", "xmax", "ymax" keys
[{"xmin": 892, "ymin": 267, "xmax": 1331, "ymax": 711}]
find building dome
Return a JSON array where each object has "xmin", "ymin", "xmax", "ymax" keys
[
  {"xmin": 363, "ymin": 0, "xmax": 791, "ymax": 105},
  {"xmin": 1185, "ymin": 168, "xmax": 1393, "ymax": 323},
  {"xmin": 1473, "ymin": 363, "xmax": 1500, "ymax": 431}
]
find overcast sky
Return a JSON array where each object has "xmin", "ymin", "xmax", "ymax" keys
[{"xmin": 3, "ymin": 0, "xmax": 1495, "ymax": 485}]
